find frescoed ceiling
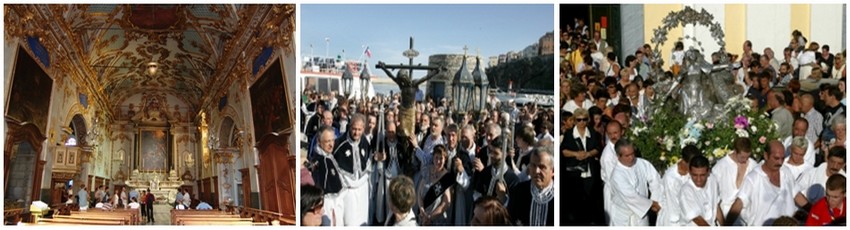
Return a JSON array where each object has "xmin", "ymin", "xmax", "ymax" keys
[{"xmin": 5, "ymin": 4, "xmax": 295, "ymax": 120}]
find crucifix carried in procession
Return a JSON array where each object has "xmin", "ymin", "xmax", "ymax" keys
[{"xmin": 376, "ymin": 36, "xmax": 447, "ymax": 137}]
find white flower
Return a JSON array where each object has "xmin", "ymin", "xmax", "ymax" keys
[
  {"xmin": 704, "ymin": 141, "xmax": 711, "ymax": 146},
  {"xmin": 750, "ymin": 125, "xmax": 758, "ymax": 132},
  {"xmin": 736, "ymin": 129, "xmax": 749, "ymax": 138},
  {"xmin": 660, "ymin": 156, "xmax": 667, "ymax": 161},
  {"xmin": 708, "ymin": 156, "xmax": 714, "ymax": 162},
  {"xmin": 665, "ymin": 138, "xmax": 675, "ymax": 150},
  {"xmin": 694, "ymin": 123, "xmax": 705, "ymax": 130},
  {"xmin": 715, "ymin": 137, "xmax": 720, "ymax": 141}
]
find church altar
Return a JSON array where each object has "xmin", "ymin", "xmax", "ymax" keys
[{"xmin": 125, "ymin": 169, "xmax": 185, "ymax": 204}]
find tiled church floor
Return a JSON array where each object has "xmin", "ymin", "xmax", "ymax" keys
[{"xmin": 139, "ymin": 204, "xmax": 172, "ymax": 225}]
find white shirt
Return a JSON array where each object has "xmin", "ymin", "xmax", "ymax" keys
[
  {"xmin": 782, "ymin": 136, "xmax": 816, "ymax": 167},
  {"xmin": 804, "ymin": 109, "xmax": 824, "ymax": 143},
  {"xmin": 657, "ymin": 165, "xmax": 690, "ymax": 226},
  {"xmin": 562, "ymin": 99, "xmax": 593, "ymax": 113},
  {"xmin": 736, "ymin": 166, "xmax": 798, "ymax": 226},
  {"xmin": 600, "ymin": 141, "xmax": 618, "ymax": 183},
  {"xmin": 671, "ymin": 50, "xmax": 685, "ymax": 66},
  {"xmin": 678, "ymin": 177, "xmax": 720, "ymax": 226},
  {"xmin": 128, "ymin": 202, "xmax": 141, "ymax": 209},
  {"xmin": 608, "ymin": 92, "xmax": 621, "ymax": 108},
  {"xmin": 609, "ymin": 158, "xmax": 664, "ymax": 226},
  {"xmin": 711, "ymin": 155, "xmax": 757, "ymax": 218},
  {"xmin": 796, "ymin": 164, "xmax": 847, "ymax": 203},
  {"xmin": 416, "ymin": 135, "xmax": 445, "ymax": 168},
  {"xmin": 782, "ymin": 158, "xmax": 812, "ymax": 180}
]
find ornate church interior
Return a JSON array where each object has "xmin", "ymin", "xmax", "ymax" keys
[{"xmin": 3, "ymin": 4, "xmax": 296, "ymax": 225}]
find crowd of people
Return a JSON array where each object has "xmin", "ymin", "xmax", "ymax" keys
[
  {"xmin": 64, "ymin": 184, "xmax": 157, "ymax": 224},
  {"xmin": 560, "ymin": 19, "xmax": 846, "ymax": 226},
  {"xmin": 60, "ymin": 185, "xmax": 216, "ymax": 224},
  {"xmin": 300, "ymin": 89, "xmax": 556, "ymax": 226}
]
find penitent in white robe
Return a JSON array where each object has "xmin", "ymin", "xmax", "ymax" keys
[
  {"xmin": 600, "ymin": 141, "xmax": 618, "ymax": 222},
  {"xmin": 678, "ymin": 177, "xmax": 721, "ymax": 226},
  {"xmin": 711, "ymin": 154, "xmax": 757, "ymax": 225},
  {"xmin": 657, "ymin": 165, "xmax": 690, "ymax": 226},
  {"xmin": 736, "ymin": 166, "xmax": 799, "ymax": 226},
  {"xmin": 609, "ymin": 158, "xmax": 664, "ymax": 226},
  {"xmin": 341, "ymin": 168, "xmax": 371, "ymax": 226}
]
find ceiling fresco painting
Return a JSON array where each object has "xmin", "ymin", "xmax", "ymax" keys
[{"xmin": 5, "ymin": 4, "xmax": 295, "ymax": 121}]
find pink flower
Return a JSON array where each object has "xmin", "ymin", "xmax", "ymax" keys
[
  {"xmin": 706, "ymin": 122, "xmax": 714, "ymax": 129},
  {"xmin": 759, "ymin": 136, "xmax": 767, "ymax": 144},
  {"xmin": 734, "ymin": 124, "xmax": 744, "ymax": 130},
  {"xmin": 734, "ymin": 115, "xmax": 750, "ymax": 128}
]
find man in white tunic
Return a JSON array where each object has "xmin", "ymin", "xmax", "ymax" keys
[
  {"xmin": 608, "ymin": 139, "xmax": 664, "ymax": 226},
  {"xmin": 600, "ymin": 121, "xmax": 625, "ymax": 222},
  {"xmin": 794, "ymin": 146, "xmax": 846, "ymax": 208},
  {"xmin": 725, "ymin": 141, "xmax": 800, "ymax": 226},
  {"xmin": 678, "ymin": 155, "xmax": 722, "ymax": 226},
  {"xmin": 657, "ymin": 145, "xmax": 701, "ymax": 226},
  {"xmin": 332, "ymin": 114, "xmax": 373, "ymax": 226},
  {"xmin": 782, "ymin": 118, "xmax": 816, "ymax": 166},
  {"xmin": 711, "ymin": 137, "xmax": 757, "ymax": 225},
  {"xmin": 783, "ymin": 137, "xmax": 813, "ymax": 180}
]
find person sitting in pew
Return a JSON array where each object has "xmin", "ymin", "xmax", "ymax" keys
[
  {"xmin": 196, "ymin": 200, "xmax": 213, "ymax": 210},
  {"xmin": 129, "ymin": 197, "xmax": 141, "ymax": 209}
]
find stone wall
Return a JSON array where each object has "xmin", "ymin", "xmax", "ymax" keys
[{"xmin": 426, "ymin": 54, "xmax": 478, "ymax": 102}]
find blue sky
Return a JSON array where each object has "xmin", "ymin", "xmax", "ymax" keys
[{"xmin": 300, "ymin": 4, "xmax": 554, "ymax": 78}]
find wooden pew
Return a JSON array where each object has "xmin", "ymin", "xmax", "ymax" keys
[
  {"xmin": 179, "ymin": 220, "xmax": 256, "ymax": 226},
  {"xmin": 70, "ymin": 209, "xmax": 140, "ymax": 225},
  {"xmin": 37, "ymin": 218, "xmax": 124, "ymax": 225},
  {"xmin": 53, "ymin": 215, "xmax": 129, "ymax": 225}
]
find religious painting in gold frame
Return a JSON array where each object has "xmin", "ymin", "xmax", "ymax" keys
[{"xmin": 137, "ymin": 128, "xmax": 169, "ymax": 172}]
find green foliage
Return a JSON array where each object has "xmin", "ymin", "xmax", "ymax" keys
[
  {"xmin": 627, "ymin": 98, "xmax": 688, "ymax": 171},
  {"xmin": 630, "ymin": 95, "xmax": 780, "ymax": 172},
  {"xmin": 485, "ymin": 55, "xmax": 554, "ymax": 92}
]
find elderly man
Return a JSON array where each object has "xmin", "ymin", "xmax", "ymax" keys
[
  {"xmin": 415, "ymin": 116, "xmax": 446, "ymax": 168},
  {"xmin": 678, "ymin": 155, "xmax": 722, "ymax": 226},
  {"xmin": 312, "ymin": 127, "xmax": 344, "ymax": 226},
  {"xmin": 507, "ymin": 145, "xmax": 555, "ymax": 226},
  {"xmin": 712, "ymin": 137, "xmax": 758, "ymax": 225},
  {"xmin": 308, "ymin": 110, "xmax": 339, "ymax": 160},
  {"xmin": 768, "ymin": 90, "xmax": 794, "ymax": 140},
  {"xmin": 794, "ymin": 146, "xmax": 847, "ymax": 209},
  {"xmin": 600, "ymin": 121, "xmax": 625, "ymax": 223},
  {"xmin": 725, "ymin": 141, "xmax": 800, "ymax": 226},
  {"xmin": 332, "ymin": 114, "xmax": 373, "ymax": 226},
  {"xmin": 800, "ymin": 94, "xmax": 823, "ymax": 144},
  {"xmin": 608, "ymin": 139, "xmax": 663, "ymax": 226},
  {"xmin": 445, "ymin": 124, "xmax": 474, "ymax": 225}
]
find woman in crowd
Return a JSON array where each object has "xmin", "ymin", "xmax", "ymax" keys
[{"xmin": 415, "ymin": 145, "xmax": 452, "ymax": 226}]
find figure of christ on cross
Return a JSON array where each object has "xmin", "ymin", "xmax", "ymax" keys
[{"xmin": 375, "ymin": 37, "xmax": 447, "ymax": 137}]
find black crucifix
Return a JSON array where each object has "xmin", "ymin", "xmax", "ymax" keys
[{"xmin": 376, "ymin": 36, "xmax": 447, "ymax": 137}]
